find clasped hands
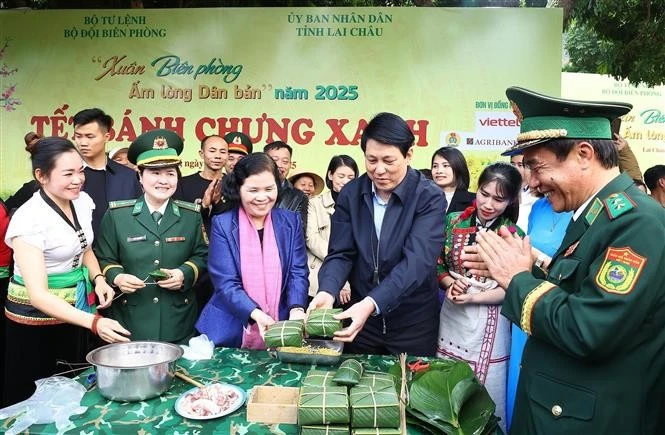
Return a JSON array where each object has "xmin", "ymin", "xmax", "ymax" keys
[{"xmin": 460, "ymin": 226, "xmax": 533, "ymax": 289}]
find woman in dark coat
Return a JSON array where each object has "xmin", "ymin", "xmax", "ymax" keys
[{"xmin": 431, "ymin": 147, "xmax": 475, "ymax": 214}]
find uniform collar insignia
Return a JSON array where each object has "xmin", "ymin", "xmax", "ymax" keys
[{"xmin": 585, "ymin": 198, "xmax": 604, "ymax": 226}]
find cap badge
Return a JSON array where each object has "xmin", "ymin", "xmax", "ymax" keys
[
  {"xmin": 233, "ymin": 136, "xmax": 243, "ymax": 145},
  {"xmin": 153, "ymin": 136, "xmax": 168, "ymax": 149}
]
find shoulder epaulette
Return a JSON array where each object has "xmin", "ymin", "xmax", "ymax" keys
[
  {"xmin": 173, "ymin": 200, "xmax": 201, "ymax": 213},
  {"xmin": 602, "ymin": 192, "xmax": 636, "ymax": 220},
  {"xmin": 108, "ymin": 199, "xmax": 137, "ymax": 209}
]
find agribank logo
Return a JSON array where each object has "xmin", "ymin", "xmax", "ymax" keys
[{"xmin": 439, "ymin": 111, "xmax": 519, "ymax": 151}]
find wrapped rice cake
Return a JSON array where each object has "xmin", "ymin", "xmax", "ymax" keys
[
  {"xmin": 301, "ymin": 425, "xmax": 350, "ymax": 435},
  {"xmin": 357, "ymin": 371, "xmax": 396, "ymax": 389},
  {"xmin": 303, "ymin": 370, "xmax": 337, "ymax": 388},
  {"xmin": 306, "ymin": 308, "xmax": 342, "ymax": 337},
  {"xmin": 352, "ymin": 429, "xmax": 402, "ymax": 434},
  {"xmin": 298, "ymin": 386, "xmax": 350, "ymax": 425},
  {"xmin": 333, "ymin": 359, "xmax": 364, "ymax": 386},
  {"xmin": 349, "ymin": 385, "xmax": 400, "ymax": 428},
  {"xmin": 264, "ymin": 320, "xmax": 304, "ymax": 348}
]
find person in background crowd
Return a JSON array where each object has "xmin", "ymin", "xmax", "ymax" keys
[
  {"xmin": 289, "ymin": 170, "xmax": 324, "ymax": 199},
  {"xmin": 506, "ymin": 192, "xmax": 573, "ymax": 431},
  {"xmin": 108, "ymin": 145, "xmax": 136, "ymax": 171},
  {"xmin": 196, "ymin": 153, "xmax": 308, "ymax": 348},
  {"xmin": 4, "ymin": 132, "xmax": 44, "ymax": 214},
  {"xmin": 436, "ymin": 162, "xmax": 523, "ymax": 432},
  {"xmin": 644, "ymin": 164, "xmax": 665, "ymax": 207},
  {"xmin": 3, "ymin": 137, "xmax": 129, "ymax": 406},
  {"xmin": 464, "ymin": 87, "xmax": 665, "ymax": 434},
  {"xmin": 174, "ymin": 134, "xmax": 228, "ymax": 313},
  {"xmin": 309, "ymin": 112, "xmax": 445, "ymax": 356},
  {"xmin": 0, "ymin": 200, "xmax": 11, "ymax": 406},
  {"xmin": 510, "ymin": 154, "xmax": 538, "ymax": 231},
  {"xmin": 176, "ymin": 135, "xmax": 228, "ymax": 233},
  {"xmin": 223, "ymin": 132, "xmax": 252, "ymax": 174},
  {"xmin": 614, "ymin": 132, "xmax": 644, "ymax": 184},
  {"xmin": 431, "ymin": 147, "xmax": 475, "ymax": 214},
  {"xmin": 264, "ymin": 141, "xmax": 308, "ymax": 230},
  {"xmin": 95, "ymin": 129, "xmax": 208, "ymax": 344},
  {"xmin": 72, "ymin": 108, "xmax": 141, "ymax": 239},
  {"xmin": 305, "ymin": 155, "xmax": 359, "ymax": 303}
]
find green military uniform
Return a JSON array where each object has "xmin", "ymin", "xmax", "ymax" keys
[
  {"xmin": 500, "ymin": 88, "xmax": 665, "ymax": 434},
  {"xmin": 94, "ymin": 128, "xmax": 208, "ymax": 344},
  {"xmin": 95, "ymin": 198, "xmax": 208, "ymax": 344}
]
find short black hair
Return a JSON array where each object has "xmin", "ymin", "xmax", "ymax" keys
[
  {"xmin": 539, "ymin": 138, "xmax": 618, "ymax": 170},
  {"xmin": 263, "ymin": 141, "xmax": 293, "ymax": 157},
  {"xmin": 200, "ymin": 135, "xmax": 226, "ymax": 150},
  {"xmin": 431, "ymin": 147, "xmax": 471, "ymax": 190},
  {"xmin": 222, "ymin": 153, "xmax": 281, "ymax": 209},
  {"xmin": 477, "ymin": 162, "xmax": 522, "ymax": 223},
  {"xmin": 644, "ymin": 165, "xmax": 665, "ymax": 191},
  {"xmin": 72, "ymin": 108, "xmax": 113, "ymax": 132},
  {"xmin": 325, "ymin": 155, "xmax": 359, "ymax": 190},
  {"xmin": 361, "ymin": 112, "xmax": 414, "ymax": 158}
]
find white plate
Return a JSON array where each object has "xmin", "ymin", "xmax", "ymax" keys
[{"xmin": 174, "ymin": 383, "xmax": 246, "ymax": 420}]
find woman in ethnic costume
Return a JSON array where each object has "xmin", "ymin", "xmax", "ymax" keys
[
  {"xmin": 3, "ymin": 137, "xmax": 129, "ymax": 406},
  {"xmin": 436, "ymin": 162, "xmax": 523, "ymax": 432}
]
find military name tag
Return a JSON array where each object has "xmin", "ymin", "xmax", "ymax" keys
[
  {"xmin": 595, "ymin": 247, "xmax": 646, "ymax": 295},
  {"xmin": 127, "ymin": 235, "xmax": 147, "ymax": 242},
  {"xmin": 165, "ymin": 236, "xmax": 186, "ymax": 243}
]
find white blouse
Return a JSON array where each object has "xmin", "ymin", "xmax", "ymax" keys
[{"xmin": 5, "ymin": 191, "xmax": 95, "ymax": 277}]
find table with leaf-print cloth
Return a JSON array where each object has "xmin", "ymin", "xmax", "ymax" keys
[{"xmin": 1, "ymin": 347, "xmax": 430, "ymax": 434}]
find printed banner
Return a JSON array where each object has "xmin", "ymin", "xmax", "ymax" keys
[
  {"xmin": 0, "ymin": 7, "xmax": 563, "ymax": 196},
  {"xmin": 562, "ymin": 72, "xmax": 664, "ymax": 173}
]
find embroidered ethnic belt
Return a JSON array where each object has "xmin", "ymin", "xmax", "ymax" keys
[{"xmin": 5, "ymin": 280, "xmax": 77, "ymax": 325}]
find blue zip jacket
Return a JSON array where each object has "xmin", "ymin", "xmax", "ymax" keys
[{"xmin": 318, "ymin": 167, "xmax": 445, "ymax": 330}]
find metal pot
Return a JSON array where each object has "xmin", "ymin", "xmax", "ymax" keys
[{"xmin": 86, "ymin": 341, "xmax": 183, "ymax": 402}]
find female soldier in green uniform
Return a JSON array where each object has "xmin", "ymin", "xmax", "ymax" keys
[{"xmin": 95, "ymin": 129, "xmax": 208, "ymax": 344}]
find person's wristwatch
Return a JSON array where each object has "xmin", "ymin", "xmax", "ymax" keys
[{"xmin": 534, "ymin": 253, "xmax": 547, "ymax": 269}]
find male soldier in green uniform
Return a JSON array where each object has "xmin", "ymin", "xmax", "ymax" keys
[
  {"xmin": 95, "ymin": 129, "xmax": 208, "ymax": 344},
  {"xmin": 464, "ymin": 87, "xmax": 665, "ymax": 434}
]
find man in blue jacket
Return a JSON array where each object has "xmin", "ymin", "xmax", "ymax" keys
[{"xmin": 309, "ymin": 112, "xmax": 446, "ymax": 356}]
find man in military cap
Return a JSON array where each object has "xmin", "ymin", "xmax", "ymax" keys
[
  {"xmin": 464, "ymin": 87, "xmax": 665, "ymax": 434},
  {"xmin": 223, "ymin": 131, "xmax": 252, "ymax": 174},
  {"xmin": 94, "ymin": 129, "xmax": 208, "ymax": 344}
]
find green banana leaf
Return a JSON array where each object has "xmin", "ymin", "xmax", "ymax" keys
[
  {"xmin": 408, "ymin": 364, "xmax": 477, "ymax": 428},
  {"xmin": 148, "ymin": 269, "xmax": 170, "ymax": 281},
  {"xmin": 388, "ymin": 359, "xmax": 497, "ymax": 435},
  {"xmin": 458, "ymin": 387, "xmax": 497, "ymax": 435}
]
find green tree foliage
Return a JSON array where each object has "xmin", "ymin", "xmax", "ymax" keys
[{"xmin": 565, "ymin": 1, "xmax": 665, "ymax": 86}]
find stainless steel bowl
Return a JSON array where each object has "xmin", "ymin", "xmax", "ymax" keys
[{"xmin": 86, "ymin": 341, "xmax": 183, "ymax": 402}]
